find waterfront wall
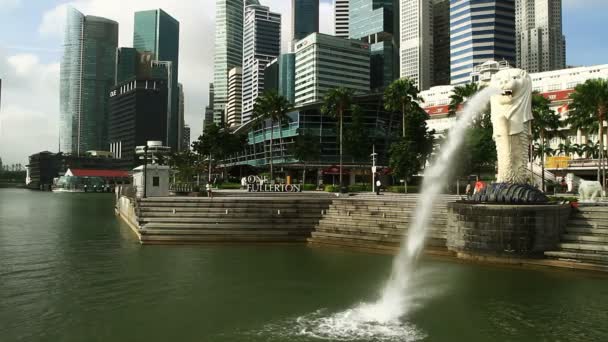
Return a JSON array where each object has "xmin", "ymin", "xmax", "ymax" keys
[{"xmin": 446, "ymin": 203, "xmax": 571, "ymax": 258}]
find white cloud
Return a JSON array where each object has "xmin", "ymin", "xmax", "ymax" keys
[
  {"xmin": 0, "ymin": 50, "xmax": 60, "ymax": 165},
  {"xmin": 1, "ymin": 0, "xmax": 335, "ymax": 164}
]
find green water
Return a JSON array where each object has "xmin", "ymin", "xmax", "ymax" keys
[{"xmin": 1, "ymin": 188, "xmax": 607, "ymax": 342}]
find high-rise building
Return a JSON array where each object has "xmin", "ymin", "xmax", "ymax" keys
[
  {"xmin": 293, "ymin": 0, "xmax": 319, "ymax": 43},
  {"xmin": 241, "ymin": 4, "xmax": 281, "ymax": 124},
  {"xmin": 432, "ymin": 0, "xmax": 451, "ymax": 86},
  {"xmin": 226, "ymin": 67, "xmax": 243, "ymax": 127},
  {"xmin": 204, "ymin": 83, "xmax": 215, "ymax": 129},
  {"xmin": 213, "ymin": 0, "xmax": 260, "ymax": 126},
  {"xmin": 60, "ymin": 7, "xmax": 118, "ymax": 155},
  {"xmin": 295, "ymin": 33, "xmax": 370, "ymax": 105},
  {"xmin": 264, "ymin": 59, "xmax": 279, "ymax": 93},
  {"xmin": 108, "ymin": 79, "xmax": 168, "ymax": 168},
  {"xmin": 133, "ymin": 9, "xmax": 180, "ymax": 150},
  {"xmin": 516, "ymin": 0, "xmax": 565, "ymax": 73},
  {"xmin": 350, "ymin": 0, "xmax": 399, "ymax": 90},
  {"xmin": 450, "ymin": 0, "xmax": 516, "ymax": 85},
  {"xmin": 334, "ymin": 0, "xmax": 350, "ymax": 38},
  {"xmin": 177, "ymin": 83, "xmax": 185, "ymax": 151},
  {"xmin": 115, "ymin": 47, "xmax": 138, "ymax": 84},
  {"xmin": 182, "ymin": 125, "xmax": 191, "ymax": 151},
  {"xmin": 400, "ymin": 0, "xmax": 433, "ymax": 90},
  {"xmin": 279, "ymin": 53, "xmax": 296, "ymax": 104}
]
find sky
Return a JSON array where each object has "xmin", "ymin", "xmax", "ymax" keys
[{"xmin": 0, "ymin": 0, "xmax": 607, "ymax": 166}]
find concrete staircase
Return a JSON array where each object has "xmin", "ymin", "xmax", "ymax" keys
[
  {"xmin": 308, "ymin": 195, "xmax": 460, "ymax": 253},
  {"xmin": 136, "ymin": 197, "xmax": 331, "ymax": 244},
  {"xmin": 545, "ymin": 204, "xmax": 608, "ymax": 267}
]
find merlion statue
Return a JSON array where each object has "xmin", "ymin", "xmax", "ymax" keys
[
  {"xmin": 471, "ymin": 68, "xmax": 548, "ymax": 204},
  {"xmin": 490, "ymin": 68, "xmax": 533, "ymax": 184}
]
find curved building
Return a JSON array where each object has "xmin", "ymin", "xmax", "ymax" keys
[{"xmin": 60, "ymin": 7, "xmax": 118, "ymax": 155}]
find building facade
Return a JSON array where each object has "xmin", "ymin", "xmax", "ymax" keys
[
  {"xmin": 433, "ymin": 0, "xmax": 451, "ymax": 86},
  {"xmin": 204, "ymin": 83, "xmax": 215, "ymax": 128},
  {"xmin": 108, "ymin": 79, "xmax": 168, "ymax": 169},
  {"xmin": 294, "ymin": 33, "xmax": 370, "ymax": 105},
  {"xmin": 226, "ymin": 67, "xmax": 243, "ymax": 127},
  {"xmin": 264, "ymin": 59, "xmax": 279, "ymax": 93},
  {"xmin": 60, "ymin": 7, "xmax": 118, "ymax": 155},
  {"xmin": 516, "ymin": 0, "xmax": 565, "ymax": 73},
  {"xmin": 213, "ymin": 0, "xmax": 260, "ymax": 125},
  {"xmin": 279, "ymin": 53, "xmax": 297, "ymax": 104},
  {"xmin": 334, "ymin": 0, "xmax": 350, "ymax": 38},
  {"xmin": 293, "ymin": 0, "xmax": 319, "ymax": 43},
  {"xmin": 449, "ymin": 0, "xmax": 516, "ymax": 85},
  {"xmin": 350, "ymin": 0, "xmax": 399, "ymax": 90},
  {"xmin": 133, "ymin": 9, "xmax": 180, "ymax": 151},
  {"xmin": 241, "ymin": 4, "xmax": 281, "ymax": 124},
  {"xmin": 400, "ymin": 0, "xmax": 434, "ymax": 90},
  {"xmin": 182, "ymin": 125, "xmax": 191, "ymax": 151}
]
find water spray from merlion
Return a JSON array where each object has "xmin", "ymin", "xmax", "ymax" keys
[{"xmin": 290, "ymin": 87, "xmax": 501, "ymax": 341}]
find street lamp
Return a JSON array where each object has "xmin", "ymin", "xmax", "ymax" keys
[
  {"xmin": 143, "ymin": 145, "xmax": 149, "ymax": 199},
  {"xmin": 371, "ymin": 145, "xmax": 378, "ymax": 193}
]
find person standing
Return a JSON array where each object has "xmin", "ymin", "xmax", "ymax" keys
[
  {"xmin": 375, "ymin": 176, "xmax": 382, "ymax": 196},
  {"xmin": 206, "ymin": 183, "xmax": 213, "ymax": 199}
]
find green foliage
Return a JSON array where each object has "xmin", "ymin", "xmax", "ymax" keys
[
  {"xmin": 322, "ymin": 87, "xmax": 355, "ymax": 186},
  {"xmin": 324, "ymin": 185, "xmax": 340, "ymax": 192},
  {"xmin": 448, "ymin": 83, "xmax": 484, "ymax": 117},
  {"xmin": 387, "ymin": 185, "xmax": 420, "ymax": 193},
  {"xmin": 567, "ymin": 79, "xmax": 608, "ymax": 134},
  {"xmin": 344, "ymin": 105, "xmax": 370, "ymax": 161},
  {"xmin": 166, "ymin": 150, "xmax": 200, "ymax": 183},
  {"xmin": 388, "ymin": 106, "xmax": 434, "ymax": 180},
  {"xmin": 384, "ymin": 78, "xmax": 422, "ymax": 137},
  {"xmin": 302, "ymin": 184, "xmax": 317, "ymax": 191},
  {"xmin": 218, "ymin": 183, "xmax": 241, "ymax": 190},
  {"xmin": 532, "ymin": 92, "xmax": 563, "ymax": 141},
  {"xmin": 290, "ymin": 129, "xmax": 320, "ymax": 164}
]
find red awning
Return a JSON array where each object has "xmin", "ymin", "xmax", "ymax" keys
[
  {"xmin": 68, "ymin": 169, "xmax": 129, "ymax": 178},
  {"xmin": 322, "ymin": 166, "xmax": 350, "ymax": 175}
]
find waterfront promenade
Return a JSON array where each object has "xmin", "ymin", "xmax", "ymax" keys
[{"xmin": 116, "ymin": 191, "xmax": 608, "ymax": 274}]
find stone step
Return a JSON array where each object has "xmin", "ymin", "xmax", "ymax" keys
[
  {"xmin": 544, "ymin": 251, "xmax": 608, "ymax": 265},
  {"xmin": 314, "ymin": 226, "xmax": 446, "ymax": 240},
  {"xmin": 571, "ymin": 212, "xmax": 608, "ymax": 220},
  {"xmin": 138, "ymin": 203, "xmax": 329, "ymax": 209},
  {"xmin": 327, "ymin": 204, "xmax": 449, "ymax": 211},
  {"xmin": 316, "ymin": 220, "xmax": 446, "ymax": 231},
  {"xmin": 561, "ymin": 234, "xmax": 608, "ymax": 244},
  {"xmin": 323, "ymin": 210, "xmax": 447, "ymax": 218},
  {"xmin": 309, "ymin": 233, "xmax": 445, "ymax": 247},
  {"xmin": 140, "ymin": 235, "xmax": 308, "ymax": 244},
  {"xmin": 141, "ymin": 229, "xmax": 310, "ymax": 236},
  {"xmin": 139, "ymin": 208, "xmax": 325, "ymax": 215},
  {"xmin": 142, "ymin": 222, "xmax": 315, "ymax": 230},
  {"xmin": 321, "ymin": 214, "xmax": 447, "ymax": 223},
  {"xmin": 140, "ymin": 216, "xmax": 321, "ymax": 223},
  {"xmin": 567, "ymin": 219, "xmax": 608, "ymax": 229},
  {"xmin": 558, "ymin": 242, "xmax": 608, "ymax": 253},
  {"xmin": 565, "ymin": 228, "xmax": 608, "ymax": 236}
]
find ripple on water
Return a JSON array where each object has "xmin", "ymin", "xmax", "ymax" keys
[{"xmin": 252, "ymin": 309, "xmax": 426, "ymax": 342}]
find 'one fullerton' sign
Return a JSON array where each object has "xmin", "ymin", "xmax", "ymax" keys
[{"xmin": 246, "ymin": 176, "xmax": 302, "ymax": 193}]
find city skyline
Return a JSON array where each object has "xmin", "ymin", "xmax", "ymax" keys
[{"xmin": 0, "ymin": 0, "xmax": 607, "ymax": 164}]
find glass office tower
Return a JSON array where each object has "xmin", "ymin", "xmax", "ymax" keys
[
  {"xmin": 133, "ymin": 9, "xmax": 180, "ymax": 150},
  {"xmin": 292, "ymin": 0, "xmax": 319, "ymax": 42},
  {"xmin": 60, "ymin": 7, "xmax": 118, "ymax": 155}
]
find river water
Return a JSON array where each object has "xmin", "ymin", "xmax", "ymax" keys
[{"xmin": 1, "ymin": 188, "xmax": 607, "ymax": 342}]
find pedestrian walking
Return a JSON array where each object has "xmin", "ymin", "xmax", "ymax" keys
[
  {"xmin": 206, "ymin": 183, "xmax": 213, "ymax": 199},
  {"xmin": 376, "ymin": 178, "xmax": 382, "ymax": 196}
]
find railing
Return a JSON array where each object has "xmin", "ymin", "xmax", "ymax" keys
[{"xmin": 170, "ymin": 183, "xmax": 200, "ymax": 194}]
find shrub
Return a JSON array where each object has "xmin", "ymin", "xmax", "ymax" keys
[
  {"xmin": 302, "ymin": 184, "xmax": 317, "ymax": 191},
  {"xmin": 218, "ymin": 183, "xmax": 241, "ymax": 189},
  {"xmin": 324, "ymin": 185, "xmax": 340, "ymax": 193}
]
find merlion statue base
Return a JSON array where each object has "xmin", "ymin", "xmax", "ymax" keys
[{"xmin": 471, "ymin": 183, "xmax": 548, "ymax": 204}]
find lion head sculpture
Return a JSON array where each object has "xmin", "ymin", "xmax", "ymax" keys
[{"xmin": 490, "ymin": 68, "xmax": 534, "ymax": 136}]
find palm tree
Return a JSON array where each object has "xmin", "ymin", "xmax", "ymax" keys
[
  {"xmin": 448, "ymin": 83, "xmax": 484, "ymax": 117},
  {"xmin": 322, "ymin": 87, "xmax": 354, "ymax": 189},
  {"xmin": 252, "ymin": 91, "xmax": 293, "ymax": 181},
  {"xmin": 532, "ymin": 92, "xmax": 564, "ymax": 191},
  {"xmin": 384, "ymin": 78, "xmax": 422, "ymax": 137},
  {"xmin": 557, "ymin": 140, "xmax": 576, "ymax": 157},
  {"xmin": 568, "ymin": 79, "xmax": 608, "ymax": 186}
]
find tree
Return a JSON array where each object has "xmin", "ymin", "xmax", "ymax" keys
[
  {"xmin": 448, "ymin": 83, "xmax": 484, "ymax": 117},
  {"xmin": 192, "ymin": 123, "xmax": 244, "ymax": 182},
  {"xmin": 384, "ymin": 78, "xmax": 422, "ymax": 137},
  {"xmin": 531, "ymin": 92, "xmax": 563, "ymax": 191},
  {"xmin": 322, "ymin": 87, "xmax": 354, "ymax": 188},
  {"xmin": 557, "ymin": 140, "xmax": 576, "ymax": 157},
  {"xmin": 290, "ymin": 129, "xmax": 320, "ymax": 184},
  {"xmin": 568, "ymin": 79, "xmax": 608, "ymax": 186},
  {"xmin": 344, "ymin": 104, "xmax": 370, "ymax": 162},
  {"xmin": 252, "ymin": 91, "xmax": 293, "ymax": 181},
  {"xmin": 389, "ymin": 106, "xmax": 434, "ymax": 181},
  {"xmin": 166, "ymin": 150, "xmax": 198, "ymax": 183}
]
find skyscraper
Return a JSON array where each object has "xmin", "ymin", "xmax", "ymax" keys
[
  {"xmin": 226, "ymin": 67, "xmax": 243, "ymax": 127},
  {"xmin": 432, "ymin": 0, "xmax": 451, "ymax": 86},
  {"xmin": 241, "ymin": 4, "xmax": 281, "ymax": 124},
  {"xmin": 177, "ymin": 83, "xmax": 185, "ymax": 151},
  {"xmin": 213, "ymin": 0, "xmax": 260, "ymax": 126},
  {"xmin": 334, "ymin": 0, "xmax": 350, "ymax": 38},
  {"xmin": 350, "ymin": 0, "xmax": 399, "ymax": 90},
  {"xmin": 516, "ymin": 0, "xmax": 565, "ymax": 73},
  {"xmin": 60, "ymin": 7, "xmax": 118, "ymax": 155},
  {"xmin": 293, "ymin": 0, "xmax": 319, "ymax": 43},
  {"xmin": 450, "ymin": 0, "xmax": 516, "ymax": 85},
  {"xmin": 295, "ymin": 33, "xmax": 370, "ymax": 105},
  {"xmin": 133, "ymin": 9, "xmax": 180, "ymax": 150},
  {"xmin": 278, "ymin": 53, "xmax": 296, "ymax": 104},
  {"xmin": 400, "ymin": 0, "xmax": 433, "ymax": 90},
  {"xmin": 204, "ymin": 83, "xmax": 215, "ymax": 129}
]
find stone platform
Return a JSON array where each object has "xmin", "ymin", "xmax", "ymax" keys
[{"xmin": 446, "ymin": 202, "xmax": 570, "ymax": 258}]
